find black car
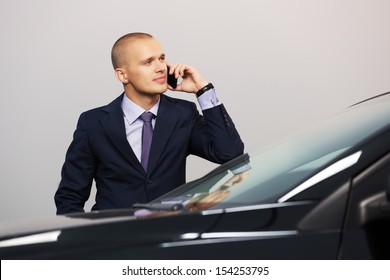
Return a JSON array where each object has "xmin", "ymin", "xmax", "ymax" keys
[{"xmin": 1, "ymin": 92, "xmax": 390, "ymax": 260}]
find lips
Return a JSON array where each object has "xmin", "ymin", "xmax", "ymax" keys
[{"xmin": 154, "ymin": 75, "xmax": 166, "ymax": 84}]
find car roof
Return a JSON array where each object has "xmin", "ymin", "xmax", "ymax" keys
[{"xmin": 348, "ymin": 91, "xmax": 390, "ymax": 107}]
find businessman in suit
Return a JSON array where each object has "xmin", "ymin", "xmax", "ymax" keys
[{"xmin": 55, "ymin": 32, "xmax": 244, "ymax": 214}]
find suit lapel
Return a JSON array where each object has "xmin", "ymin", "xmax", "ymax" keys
[
  {"xmin": 147, "ymin": 95, "xmax": 180, "ymax": 174},
  {"xmin": 100, "ymin": 94, "xmax": 145, "ymax": 175}
]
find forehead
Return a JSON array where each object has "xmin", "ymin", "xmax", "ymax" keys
[{"xmin": 123, "ymin": 37, "xmax": 164, "ymax": 63}]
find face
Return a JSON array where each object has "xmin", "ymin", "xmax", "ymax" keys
[{"xmin": 116, "ymin": 37, "xmax": 168, "ymax": 97}]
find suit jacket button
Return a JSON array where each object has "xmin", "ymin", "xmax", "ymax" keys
[{"xmin": 147, "ymin": 180, "xmax": 153, "ymax": 185}]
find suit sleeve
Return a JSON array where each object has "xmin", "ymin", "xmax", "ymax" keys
[
  {"xmin": 190, "ymin": 104, "xmax": 244, "ymax": 164},
  {"xmin": 54, "ymin": 113, "xmax": 97, "ymax": 214}
]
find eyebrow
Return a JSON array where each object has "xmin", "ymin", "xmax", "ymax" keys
[{"xmin": 139, "ymin": 53, "xmax": 165, "ymax": 65}]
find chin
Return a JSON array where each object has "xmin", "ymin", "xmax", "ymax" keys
[{"xmin": 157, "ymin": 84, "xmax": 168, "ymax": 94}]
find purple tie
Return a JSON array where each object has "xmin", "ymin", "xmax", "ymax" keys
[{"xmin": 139, "ymin": 111, "xmax": 154, "ymax": 171}]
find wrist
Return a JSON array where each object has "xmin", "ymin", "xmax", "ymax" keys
[
  {"xmin": 194, "ymin": 80, "xmax": 209, "ymax": 92},
  {"xmin": 196, "ymin": 83, "xmax": 214, "ymax": 98}
]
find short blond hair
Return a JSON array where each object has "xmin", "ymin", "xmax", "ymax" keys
[{"xmin": 111, "ymin": 32, "xmax": 153, "ymax": 69}]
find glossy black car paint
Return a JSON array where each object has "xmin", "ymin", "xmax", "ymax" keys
[{"xmin": 1, "ymin": 92, "xmax": 390, "ymax": 260}]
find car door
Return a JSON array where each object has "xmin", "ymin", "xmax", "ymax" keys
[{"xmin": 339, "ymin": 153, "xmax": 390, "ymax": 259}]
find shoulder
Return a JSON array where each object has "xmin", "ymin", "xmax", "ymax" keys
[{"xmin": 81, "ymin": 94, "xmax": 123, "ymax": 117}]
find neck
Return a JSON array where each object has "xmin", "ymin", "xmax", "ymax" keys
[{"xmin": 124, "ymin": 91, "xmax": 160, "ymax": 111}]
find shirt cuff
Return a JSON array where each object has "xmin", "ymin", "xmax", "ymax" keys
[{"xmin": 197, "ymin": 88, "xmax": 222, "ymax": 110}]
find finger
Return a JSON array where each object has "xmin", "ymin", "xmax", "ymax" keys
[
  {"xmin": 177, "ymin": 64, "xmax": 189, "ymax": 78},
  {"xmin": 168, "ymin": 63, "xmax": 179, "ymax": 75},
  {"xmin": 169, "ymin": 63, "xmax": 192, "ymax": 79},
  {"xmin": 172, "ymin": 63, "xmax": 183, "ymax": 79},
  {"xmin": 166, "ymin": 62, "xmax": 173, "ymax": 73},
  {"xmin": 181, "ymin": 64, "xmax": 190, "ymax": 77}
]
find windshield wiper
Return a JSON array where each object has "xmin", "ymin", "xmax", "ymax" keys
[{"xmin": 132, "ymin": 202, "xmax": 184, "ymax": 211}]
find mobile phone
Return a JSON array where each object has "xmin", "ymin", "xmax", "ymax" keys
[{"xmin": 167, "ymin": 66, "xmax": 178, "ymax": 88}]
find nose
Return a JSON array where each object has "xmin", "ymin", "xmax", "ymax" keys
[{"xmin": 155, "ymin": 60, "xmax": 166, "ymax": 73}]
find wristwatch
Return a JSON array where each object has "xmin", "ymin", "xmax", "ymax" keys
[{"xmin": 196, "ymin": 83, "xmax": 214, "ymax": 98}]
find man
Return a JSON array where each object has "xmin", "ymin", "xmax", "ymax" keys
[{"xmin": 55, "ymin": 32, "xmax": 244, "ymax": 214}]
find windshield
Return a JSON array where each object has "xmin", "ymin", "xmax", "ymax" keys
[{"xmin": 156, "ymin": 95, "xmax": 390, "ymax": 211}]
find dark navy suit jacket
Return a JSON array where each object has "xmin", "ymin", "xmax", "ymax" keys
[{"xmin": 55, "ymin": 93, "xmax": 244, "ymax": 214}]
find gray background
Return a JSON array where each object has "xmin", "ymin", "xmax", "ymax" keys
[{"xmin": 1, "ymin": 0, "xmax": 389, "ymax": 221}]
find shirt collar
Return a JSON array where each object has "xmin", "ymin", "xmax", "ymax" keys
[{"xmin": 121, "ymin": 94, "xmax": 160, "ymax": 124}]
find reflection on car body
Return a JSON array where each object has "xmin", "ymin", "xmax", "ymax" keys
[{"xmin": 1, "ymin": 92, "xmax": 390, "ymax": 259}]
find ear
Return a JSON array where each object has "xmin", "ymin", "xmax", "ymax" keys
[{"xmin": 114, "ymin": 68, "xmax": 129, "ymax": 84}]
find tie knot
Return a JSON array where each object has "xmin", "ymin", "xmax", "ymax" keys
[{"xmin": 139, "ymin": 111, "xmax": 154, "ymax": 123}]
